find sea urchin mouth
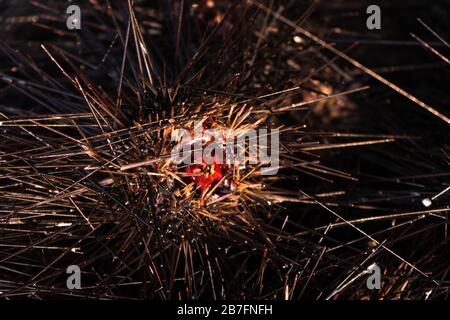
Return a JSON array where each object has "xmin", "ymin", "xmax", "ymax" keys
[{"xmin": 185, "ymin": 161, "xmax": 223, "ymax": 191}]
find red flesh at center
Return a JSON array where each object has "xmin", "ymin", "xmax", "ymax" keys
[{"xmin": 186, "ymin": 161, "xmax": 223, "ymax": 191}]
